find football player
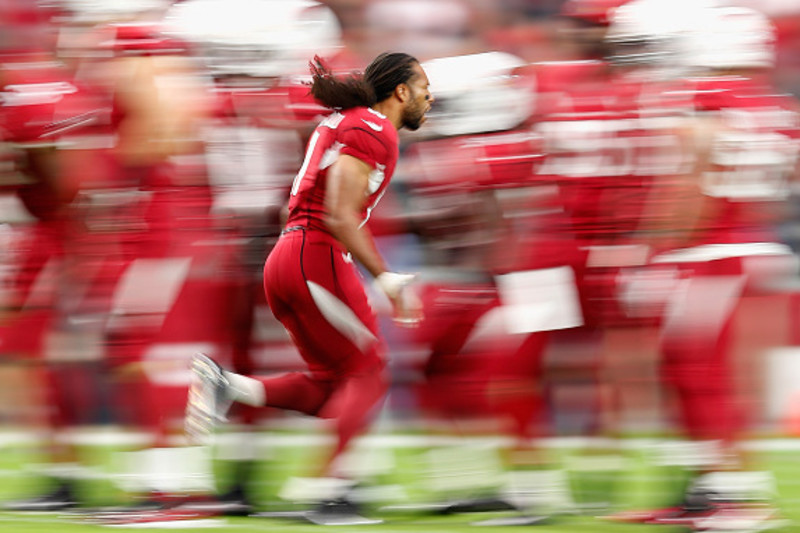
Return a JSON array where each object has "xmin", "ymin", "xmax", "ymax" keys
[
  {"xmin": 48, "ymin": 4, "xmax": 228, "ymax": 514},
  {"xmin": 0, "ymin": 0, "xmax": 123, "ymax": 510},
  {"xmin": 184, "ymin": 52, "xmax": 432, "ymax": 525},
  {"xmin": 608, "ymin": 4, "xmax": 797, "ymax": 530},
  {"xmin": 163, "ymin": 0, "xmax": 358, "ymax": 515}
]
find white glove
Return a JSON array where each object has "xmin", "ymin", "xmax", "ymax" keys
[
  {"xmin": 374, "ymin": 272, "xmax": 423, "ymax": 327},
  {"xmin": 375, "ymin": 271, "xmax": 416, "ymax": 301}
]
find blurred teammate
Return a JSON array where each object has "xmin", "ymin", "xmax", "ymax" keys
[
  {"xmin": 45, "ymin": 7, "xmax": 224, "ymax": 514},
  {"xmin": 395, "ymin": 51, "xmax": 572, "ymax": 520},
  {"xmin": 185, "ymin": 52, "xmax": 431, "ymax": 524},
  {"xmin": 0, "ymin": 0, "xmax": 119, "ymax": 511},
  {"xmin": 393, "ymin": 1, "xmax": 650, "ymax": 519},
  {"xmin": 608, "ymin": 3, "xmax": 798, "ymax": 530},
  {"xmin": 495, "ymin": 0, "xmax": 691, "ymax": 516},
  {"xmin": 163, "ymin": 0, "xmax": 347, "ymax": 515}
]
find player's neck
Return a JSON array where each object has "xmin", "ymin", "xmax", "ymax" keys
[{"xmin": 372, "ymin": 100, "xmax": 401, "ymax": 130}]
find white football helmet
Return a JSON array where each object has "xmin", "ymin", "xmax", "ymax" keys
[
  {"xmin": 683, "ymin": 6, "xmax": 775, "ymax": 71},
  {"xmin": 421, "ymin": 52, "xmax": 535, "ymax": 137},
  {"xmin": 164, "ymin": 0, "xmax": 342, "ymax": 78},
  {"xmin": 605, "ymin": 0, "xmax": 708, "ymax": 68}
]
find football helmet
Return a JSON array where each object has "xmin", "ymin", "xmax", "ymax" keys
[
  {"xmin": 683, "ymin": 6, "xmax": 775, "ymax": 71},
  {"xmin": 164, "ymin": 0, "xmax": 342, "ymax": 78},
  {"xmin": 421, "ymin": 52, "xmax": 535, "ymax": 137},
  {"xmin": 604, "ymin": 0, "xmax": 705, "ymax": 67}
]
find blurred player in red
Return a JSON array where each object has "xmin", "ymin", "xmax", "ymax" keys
[
  {"xmin": 529, "ymin": 0, "xmax": 691, "ymax": 432},
  {"xmin": 185, "ymin": 51, "xmax": 431, "ymax": 524},
  {"xmin": 465, "ymin": 0, "xmax": 692, "ymax": 518},
  {"xmin": 606, "ymin": 3, "xmax": 798, "ymax": 530},
  {"xmin": 95, "ymin": 19, "xmax": 228, "ymax": 510},
  {"xmin": 163, "ymin": 0, "xmax": 362, "ymax": 515},
  {"xmin": 0, "ymin": 0, "xmax": 121, "ymax": 511},
  {"xmin": 490, "ymin": 0, "xmax": 644, "ymax": 516},
  {"xmin": 394, "ymin": 51, "xmax": 571, "ymax": 519},
  {"xmin": 532, "ymin": 2, "xmax": 789, "ymax": 524},
  {"xmin": 40, "ymin": 6, "xmax": 226, "ymax": 513},
  {"xmin": 381, "ymin": 0, "xmax": 656, "ymax": 518}
]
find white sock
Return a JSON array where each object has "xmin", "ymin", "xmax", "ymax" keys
[{"xmin": 224, "ymin": 371, "xmax": 266, "ymax": 407}]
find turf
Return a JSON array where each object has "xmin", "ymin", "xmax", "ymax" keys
[
  {"xmin": 1, "ymin": 430, "xmax": 799, "ymax": 532},
  {"xmin": 0, "ymin": 434, "xmax": 800, "ymax": 533}
]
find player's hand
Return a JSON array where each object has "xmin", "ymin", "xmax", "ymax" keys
[{"xmin": 375, "ymin": 272, "xmax": 423, "ymax": 327}]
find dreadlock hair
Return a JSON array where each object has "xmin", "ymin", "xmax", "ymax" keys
[{"xmin": 309, "ymin": 52, "xmax": 419, "ymax": 110}]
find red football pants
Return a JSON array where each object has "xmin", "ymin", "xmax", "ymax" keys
[{"xmin": 262, "ymin": 229, "xmax": 388, "ymax": 469}]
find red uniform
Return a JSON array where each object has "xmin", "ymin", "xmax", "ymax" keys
[
  {"xmin": 0, "ymin": 56, "xmax": 103, "ymax": 325},
  {"xmin": 398, "ymin": 110, "xmax": 550, "ymax": 438},
  {"xmin": 531, "ymin": 63, "xmax": 691, "ymax": 327},
  {"xmin": 284, "ymin": 107, "xmax": 398, "ymax": 232},
  {"xmin": 68, "ymin": 27, "xmax": 228, "ymax": 434},
  {"xmin": 261, "ymin": 107, "xmax": 397, "ymax": 460},
  {"xmin": 674, "ymin": 75, "xmax": 799, "ymax": 246},
  {"xmin": 266, "ymin": 107, "xmax": 397, "ymax": 373},
  {"xmin": 652, "ymin": 74, "xmax": 800, "ymax": 442},
  {"xmin": 0, "ymin": 54, "xmax": 116, "ymax": 430}
]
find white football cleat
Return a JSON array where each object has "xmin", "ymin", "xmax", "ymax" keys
[{"xmin": 185, "ymin": 353, "xmax": 232, "ymax": 445}]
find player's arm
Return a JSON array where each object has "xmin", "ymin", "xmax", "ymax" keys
[
  {"xmin": 671, "ymin": 113, "xmax": 726, "ymax": 245},
  {"xmin": 112, "ymin": 55, "xmax": 209, "ymax": 166},
  {"xmin": 639, "ymin": 113, "xmax": 721, "ymax": 250},
  {"xmin": 324, "ymin": 153, "xmax": 387, "ymax": 278},
  {"xmin": 325, "ymin": 153, "xmax": 421, "ymax": 323}
]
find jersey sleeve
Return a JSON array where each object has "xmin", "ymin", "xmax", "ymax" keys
[{"xmin": 338, "ymin": 119, "xmax": 393, "ymax": 170}]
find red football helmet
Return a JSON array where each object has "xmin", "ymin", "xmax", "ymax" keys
[{"xmin": 560, "ymin": 0, "xmax": 631, "ymax": 26}]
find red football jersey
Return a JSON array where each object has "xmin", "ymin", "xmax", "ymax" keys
[
  {"xmin": 534, "ymin": 68, "xmax": 691, "ymax": 243},
  {"xmin": 531, "ymin": 60, "xmax": 608, "ymax": 121},
  {"xmin": 0, "ymin": 59, "xmax": 101, "ymax": 146},
  {"xmin": 0, "ymin": 57, "xmax": 112, "ymax": 219},
  {"xmin": 684, "ymin": 74, "xmax": 800, "ymax": 244},
  {"xmin": 286, "ymin": 107, "xmax": 399, "ymax": 232}
]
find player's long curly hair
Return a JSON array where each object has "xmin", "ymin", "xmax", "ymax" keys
[{"xmin": 309, "ymin": 52, "xmax": 419, "ymax": 110}]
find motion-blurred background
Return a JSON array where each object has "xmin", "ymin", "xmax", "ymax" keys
[{"xmin": 2, "ymin": 0, "xmax": 800, "ymax": 527}]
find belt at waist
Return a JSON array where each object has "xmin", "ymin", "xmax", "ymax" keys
[
  {"xmin": 280, "ymin": 226, "xmax": 342, "ymax": 248},
  {"xmin": 281, "ymin": 225, "xmax": 305, "ymax": 235}
]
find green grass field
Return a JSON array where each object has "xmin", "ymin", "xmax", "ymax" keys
[{"xmin": 1, "ymin": 428, "xmax": 800, "ymax": 532}]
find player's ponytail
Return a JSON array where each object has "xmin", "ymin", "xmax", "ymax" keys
[{"xmin": 309, "ymin": 52, "xmax": 419, "ymax": 110}]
